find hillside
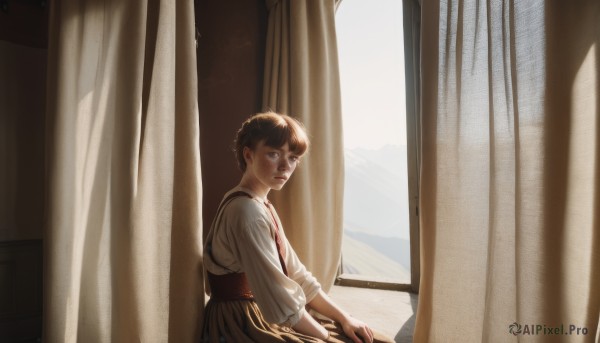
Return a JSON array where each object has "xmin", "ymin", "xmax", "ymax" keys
[
  {"xmin": 341, "ymin": 145, "xmax": 412, "ymax": 282},
  {"xmin": 342, "ymin": 232, "xmax": 410, "ymax": 283}
]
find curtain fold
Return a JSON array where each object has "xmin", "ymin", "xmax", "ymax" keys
[
  {"xmin": 415, "ymin": 0, "xmax": 600, "ymax": 342},
  {"xmin": 262, "ymin": 0, "xmax": 343, "ymax": 291},
  {"xmin": 44, "ymin": 0, "xmax": 203, "ymax": 342}
]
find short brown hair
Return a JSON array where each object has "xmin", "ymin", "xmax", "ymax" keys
[{"xmin": 233, "ymin": 112, "xmax": 309, "ymax": 171}]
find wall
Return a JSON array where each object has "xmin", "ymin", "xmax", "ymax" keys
[
  {"xmin": 0, "ymin": 0, "xmax": 48, "ymax": 242},
  {"xmin": 0, "ymin": 1, "xmax": 48, "ymax": 49},
  {"xmin": 0, "ymin": 40, "xmax": 46, "ymax": 242},
  {"xmin": 196, "ymin": 0, "xmax": 268, "ymax": 235},
  {"xmin": 0, "ymin": 3, "xmax": 48, "ymax": 341}
]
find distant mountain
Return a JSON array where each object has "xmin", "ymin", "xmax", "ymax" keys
[
  {"xmin": 341, "ymin": 232, "xmax": 410, "ymax": 283},
  {"xmin": 345, "ymin": 230, "xmax": 411, "ymax": 271},
  {"xmin": 341, "ymin": 145, "xmax": 413, "ymax": 282},
  {"xmin": 343, "ymin": 145, "xmax": 410, "ymax": 239}
]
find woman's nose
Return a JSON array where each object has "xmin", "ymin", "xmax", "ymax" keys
[{"xmin": 278, "ymin": 158, "xmax": 290, "ymax": 170}]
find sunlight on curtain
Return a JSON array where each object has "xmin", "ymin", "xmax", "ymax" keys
[
  {"xmin": 415, "ymin": 0, "xmax": 599, "ymax": 341},
  {"xmin": 45, "ymin": 1, "xmax": 203, "ymax": 342},
  {"xmin": 262, "ymin": 0, "xmax": 344, "ymax": 291}
]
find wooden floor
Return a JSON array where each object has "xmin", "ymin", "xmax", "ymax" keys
[{"xmin": 328, "ymin": 286, "xmax": 418, "ymax": 343}]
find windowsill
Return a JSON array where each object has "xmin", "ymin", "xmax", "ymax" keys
[
  {"xmin": 336, "ymin": 273, "xmax": 413, "ymax": 292},
  {"xmin": 328, "ymin": 285, "xmax": 417, "ymax": 343}
]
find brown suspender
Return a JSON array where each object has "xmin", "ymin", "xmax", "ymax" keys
[
  {"xmin": 206, "ymin": 191, "xmax": 289, "ymax": 277},
  {"xmin": 264, "ymin": 201, "xmax": 289, "ymax": 276}
]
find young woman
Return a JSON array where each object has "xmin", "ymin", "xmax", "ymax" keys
[{"xmin": 201, "ymin": 112, "xmax": 394, "ymax": 343}]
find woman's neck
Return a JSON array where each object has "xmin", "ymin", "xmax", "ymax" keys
[{"xmin": 238, "ymin": 173, "xmax": 270, "ymax": 200}]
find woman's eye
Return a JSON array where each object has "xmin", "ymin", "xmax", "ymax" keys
[
  {"xmin": 267, "ymin": 152, "xmax": 279, "ymax": 158},
  {"xmin": 290, "ymin": 156, "xmax": 299, "ymax": 163}
]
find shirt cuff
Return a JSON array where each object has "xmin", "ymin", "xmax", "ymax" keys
[{"xmin": 282, "ymin": 307, "xmax": 307, "ymax": 328}]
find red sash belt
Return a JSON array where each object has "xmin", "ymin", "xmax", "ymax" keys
[{"xmin": 207, "ymin": 271, "xmax": 254, "ymax": 301}]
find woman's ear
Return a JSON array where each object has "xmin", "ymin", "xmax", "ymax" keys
[{"xmin": 243, "ymin": 146, "xmax": 253, "ymax": 165}]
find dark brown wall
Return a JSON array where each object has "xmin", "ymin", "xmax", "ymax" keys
[
  {"xmin": 0, "ymin": 1, "xmax": 49, "ymax": 49},
  {"xmin": 196, "ymin": 0, "xmax": 268, "ymax": 235},
  {"xmin": 0, "ymin": 3, "xmax": 47, "ymax": 341},
  {"xmin": 0, "ymin": 2, "xmax": 48, "ymax": 242},
  {"xmin": 0, "ymin": 40, "xmax": 46, "ymax": 242}
]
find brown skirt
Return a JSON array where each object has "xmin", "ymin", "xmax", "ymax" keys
[{"xmin": 200, "ymin": 299, "xmax": 395, "ymax": 343}]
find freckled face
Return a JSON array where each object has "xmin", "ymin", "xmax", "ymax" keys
[{"xmin": 244, "ymin": 140, "xmax": 300, "ymax": 192}]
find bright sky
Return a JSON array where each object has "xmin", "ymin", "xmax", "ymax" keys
[{"xmin": 336, "ymin": 0, "xmax": 407, "ymax": 150}]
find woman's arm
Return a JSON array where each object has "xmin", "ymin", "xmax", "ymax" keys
[
  {"xmin": 292, "ymin": 310, "xmax": 329, "ymax": 339},
  {"xmin": 228, "ymin": 207, "xmax": 312, "ymax": 326},
  {"xmin": 276, "ymin": 215, "xmax": 374, "ymax": 342},
  {"xmin": 307, "ymin": 290, "xmax": 374, "ymax": 343}
]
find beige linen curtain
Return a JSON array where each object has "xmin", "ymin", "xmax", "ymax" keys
[
  {"xmin": 262, "ymin": 0, "xmax": 343, "ymax": 291},
  {"xmin": 415, "ymin": 0, "xmax": 599, "ymax": 342},
  {"xmin": 45, "ymin": 1, "xmax": 203, "ymax": 342}
]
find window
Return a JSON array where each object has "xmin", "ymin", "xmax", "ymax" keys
[{"xmin": 335, "ymin": 0, "xmax": 420, "ymax": 292}]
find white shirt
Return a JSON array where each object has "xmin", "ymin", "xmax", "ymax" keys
[{"xmin": 204, "ymin": 186, "xmax": 321, "ymax": 326}]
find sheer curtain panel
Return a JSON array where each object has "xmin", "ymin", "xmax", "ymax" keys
[
  {"xmin": 44, "ymin": 1, "xmax": 203, "ymax": 342},
  {"xmin": 415, "ymin": 0, "xmax": 599, "ymax": 342}
]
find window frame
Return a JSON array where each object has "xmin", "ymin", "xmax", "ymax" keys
[{"xmin": 335, "ymin": 0, "xmax": 422, "ymax": 294}]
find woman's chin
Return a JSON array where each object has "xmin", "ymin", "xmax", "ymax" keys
[{"xmin": 271, "ymin": 183, "xmax": 286, "ymax": 190}]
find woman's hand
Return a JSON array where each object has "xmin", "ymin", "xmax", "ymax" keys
[
  {"xmin": 340, "ymin": 316, "xmax": 374, "ymax": 343},
  {"xmin": 307, "ymin": 290, "xmax": 375, "ymax": 343}
]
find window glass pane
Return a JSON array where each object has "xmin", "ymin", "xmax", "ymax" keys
[{"xmin": 336, "ymin": 0, "xmax": 410, "ymax": 283}]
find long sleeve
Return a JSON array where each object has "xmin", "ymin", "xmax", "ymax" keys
[
  {"xmin": 223, "ymin": 199, "xmax": 309, "ymax": 326},
  {"xmin": 282, "ymin": 238, "xmax": 321, "ymax": 303},
  {"xmin": 274, "ymin": 216, "xmax": 322, "ymax": 303}
]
